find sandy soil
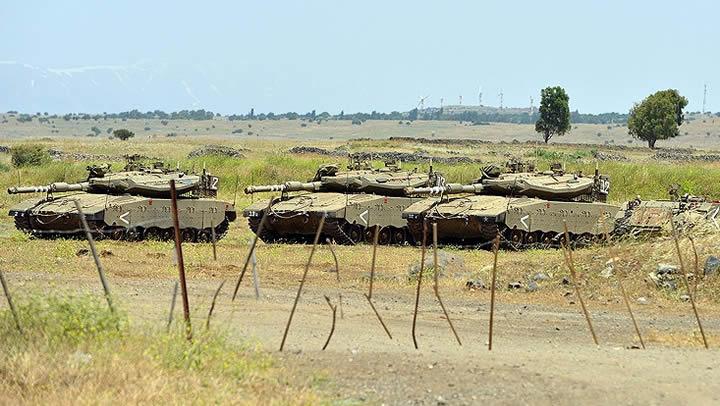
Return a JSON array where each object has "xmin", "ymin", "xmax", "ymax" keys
[{"xmin": 3, "ymin": 267, "xmax": 718, "ymax": 405}]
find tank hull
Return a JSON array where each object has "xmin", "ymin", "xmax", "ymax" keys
[
  {"xmin": 403, "ymin": 196, "xmax": 621, "ymax": 248},
  {"xmin": 8, "ymin": 192, "xmax": 236, "ymax": 242},
  {"xmin": 243, "ymin": 192, "xmax": 423, "ymax": 245}
]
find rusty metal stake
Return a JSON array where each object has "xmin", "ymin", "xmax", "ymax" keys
[
  {"xmin": 488, "ymin": 233, "xmax": 500, "ymax": 350},
  {"xmin": 280, "ymin": 215, "xmax": 326, "ymax": 351},
  {"xmin": 210, "ymin": 219, "xmax": 217, "ymax": 261},
  {"xmin": 233, "ymin": 197, "xmax": 273, "ymax": 301},
  {"xmin": 326, "ymin": 238, "xmax": 343, "ymax": 319},
  {"xmin": 0, "ymin": 269, "xmax": 22, "ymax": 334},
  {"xmin": 602, "ymin": 227, "xmax": 645, "ymax": 349},
  {"xmin": 433, "ymin": 222, "xmax": 461, "ymax": 346},
  {"xmin": 166, "ymin": 281, "xmax": 178, "ymax": 333},
  {"xmin": 688, "ymin": 236, "xmax": 700, "ymax": 296},
  {"xmin": 562, "ymin": 222, "xmax": 598, "ymax": 346},
  {"xmin": 365, "ymin": 226, "xmax": 392, "ymax": 339},
  {"xmin": 671, "ymin": 221, "xmax": 709, "ymax": 349},
  {"xmin": 74, "ymin": 199, "xmax": 114, "ymax": 313},
  {"xmin": 322, "ymin": 295, "xmax": 337, "ymax": 350},
  {"xmin": 364, "ymin": 293, "xmax": 393, "ymax": 339},
  {"xmin": 412, "ymin": 220, "xmax": 428, "ymax": 349},
  {"xmin": 251, "ymin": 248, "xmax": 260, "ymax": 300},
  {"xmin": 170, "ymin": 179, "xmax": 192, "ymax": 341},
  {"xmin": 368, "ymin": 226, "xmax": 380, "ymax": 300},
  {"xmin": 206, "ymin": 280, "xmax": 225, "ymax": 330}
]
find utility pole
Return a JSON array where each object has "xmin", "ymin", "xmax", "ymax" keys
[
  {"xmin": 498, "ymin": 90, "xmax": 504, "ymax": 110},
  {"xmin": 702, "ymin": 84, "xmax": 708, "ymax": 114}
]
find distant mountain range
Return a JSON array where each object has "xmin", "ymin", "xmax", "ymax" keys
[{"xmin": 0, "ymin": 60, "xmax": 225, "ymax": 114}]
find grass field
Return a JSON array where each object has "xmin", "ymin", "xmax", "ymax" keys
[
  {"xmin": 2, "ymin": 131, "xmax": 720, "ymax": 403},
  {"xmin": 2, "ymin": 115, "xmax": 720, "ymax": 148}
]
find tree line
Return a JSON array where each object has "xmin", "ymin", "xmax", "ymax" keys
[{"xmin": 5, "ymin": 108, "xmax": 638, "ymax": 125}]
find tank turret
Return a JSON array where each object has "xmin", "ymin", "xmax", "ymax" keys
[
  {"xmin": 7, "ymin": 166, "xmax": 235, "ymax": 242},
  {"xmin": 402, "ymin": 163, "xmax": 619, "ymax": 249},
  {"xmin": 405, "ymin": 183, "xmax": 484, "ymax": 196}
]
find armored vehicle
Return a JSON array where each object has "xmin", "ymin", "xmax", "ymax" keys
[
  {"xmin": 614, "ymin": 188, "xmax": 720, "ymax": 236},
  {"xmin": 402, "ymin": 164, "xmax": 621, "ymax": 248},
  {"xmin": 7, "ymin": 164, "xmax": 236, "ymax": 242},
  {"xmin": 243, "ymin": 158, "xmax": 443, "ymax": 244}
]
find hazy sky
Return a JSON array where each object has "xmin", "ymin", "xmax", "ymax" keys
[{"xmin": 1, "ymin": 0, "xmax": 717, "ymax": 114}]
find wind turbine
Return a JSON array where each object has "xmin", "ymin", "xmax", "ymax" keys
[{"xmin": 417, "ymin": 95, "xmax": 430, "ymax": 110}]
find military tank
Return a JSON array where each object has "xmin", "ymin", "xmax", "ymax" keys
[
  {"xmin": 613, "ymin": 186, "xmax": 720, "ymax": 237},
  {"xmin": 243, "ymin": 157, "xmax": 444, "ymax": 245},
  {"xmin": 7, "ymin": 164, "xmax": 236, "ymax": 242},
  {"xmin": 402, "ymin": 163, "xmax": 621, "ymax": 248}
]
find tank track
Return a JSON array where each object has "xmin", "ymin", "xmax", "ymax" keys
[
  {"xmin": 14, "ymin": 214, "xmax": 231, "ymax": 243},
  {"xmin": 248, "ymin": 216, "xmax": 280, "ymax": 243},
  {"xmin": 322, "ymin": 219, "xmax": 357, "ymax": 245}
]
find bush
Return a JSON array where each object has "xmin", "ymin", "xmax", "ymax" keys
[
  {"xmin": 0, "ymin": 293, "xmax": 126, "ymax": 349},
  {"xmin": 90, "ymin": 126, "xmax": 101, "ymax": 136},
  {"xmin": 112, "ymin": 129, "xmax": 135, "ymax": 141},
  {"xmin": 11, "ymin": 144, "xmax": 51, "ymax": 167}
]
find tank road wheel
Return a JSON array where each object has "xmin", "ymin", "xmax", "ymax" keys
[
  {"xmin": 126, "ymin": 227, "xmax": 145, "ymax": 241},
  {"xmin": 145, "ymin": 227, "xmax": 161, "ymax": 241},
  {"xmin": 392, "ymin": 228, "xmax": 407, "ymax": 245},
  {"xmin": 108, "ymin": 227, "xmax": 125, "ymax": 241},
  {"xmin": 160, "ymin": 228, "xmax": 174, "ymax": 241},
  {"xmin": 525, "ymin": 231, "xmax": 541, "ymax": 246},
  {"xmin": 197, "ymin": 229, "xmax": 212, "ymax": 243},
  {"xmin": 575, "ymin": 233, "xmax": 594, "ymax": 248},
  {"xmin": 509, "ymin": 228, "xmax": 525, "ymax": 249},
  {"xmin": 346, "ymin": 224, "xmax": 364, "ymax": 244},
  {"xmin": 181, "ymin": 229, "xmax": 197, "ymax": 243},
  {"xmin": 378, "ymin": 227, "xmax": 392, "ymax": 245},
  {"xmin": 540, "ymin": 232, "xmax": 556, "ymax": 248}
]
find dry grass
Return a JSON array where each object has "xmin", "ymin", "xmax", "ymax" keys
[
  {"xmin": 0, "ymin": 294, "xmax": 325, "ymax": 405},
  {"xmin": 2, "ymin": 116, "xmax": 720, "ymax": 148}
]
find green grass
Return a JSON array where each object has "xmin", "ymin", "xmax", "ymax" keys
[{"xmin": 3, "ymin": 148, "xmax": 720, "ymax": 216}]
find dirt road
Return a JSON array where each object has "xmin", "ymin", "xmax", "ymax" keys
[{"xmin": 4, "ymin": 269, "xmax": 718, "ymax": 405}]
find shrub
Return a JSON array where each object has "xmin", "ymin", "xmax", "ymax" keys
[
  {"xmin": 112, "ymin": 129, "xmax": 135, "ymax": 141},
  {"xmin": 11, "ymin": 144, "xmax": 51, "ymax": 167}
]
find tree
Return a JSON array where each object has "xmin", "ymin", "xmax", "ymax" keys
[
  {"xmin": 408, "ymin": 108, "xmax": 418, "ymax": 121},
  {"xmin": 627, "ymin": 89, "xmax": 688, "ymax": 149},
  {"xmin": 112, "ymin": 129, "xmax": 135, "ymax": 141},
  {"xmin": 535, "ymin": 86, "xmax": 571, "ymax": 143}
]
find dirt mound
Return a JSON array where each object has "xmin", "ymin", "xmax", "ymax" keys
[
  {"xmin": 592, "ymin": 150, "xmax": 628, "ymax": 161},
  {"xmin": 48, "ymin": 148, "xmax": 115, "ymax": 161},
  {"xmin": 653, "ymin": 150, "xmax": 720, "ymax": 161},
  {"xmin": 187, "ymin": 145, "xmax": 247, "ymax": 159},
  {"xmin": 288, "ymin": 146, "xmax": 346, "ymax": 157}
]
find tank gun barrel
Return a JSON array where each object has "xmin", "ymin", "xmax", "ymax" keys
[
  {"xmin": 8, "ymin": 182, "xmax": 89, "ymax": 195},
  {"xmin": 405, "ymin": 183, "xmax": 484, "ymax": 196},
  {"xmin": 244, "ymin": 181, "xmax": 322, "ymax": 194}
]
